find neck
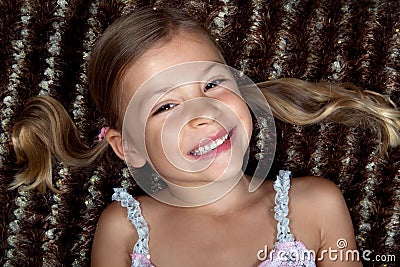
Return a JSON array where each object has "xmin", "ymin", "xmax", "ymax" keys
[{"xmin": 164, "ymin": 173, "xmax": 262, "ymax": 215}]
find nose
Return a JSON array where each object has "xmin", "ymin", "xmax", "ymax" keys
[
  {"xmin": 188, "ymin": 116, "xmax": 215, "ymax": 128},
  {"xmin": 182, "ymin": 96, "xmax": 222, "ymax": 129}
]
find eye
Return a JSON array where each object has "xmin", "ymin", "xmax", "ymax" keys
[
  {"xmin": 153, "ymin": 103, "xmax": 176, "ymax": 115},
  {"xmin": 204, "ymin": 79, "xmax": 226, "ymax": 92}
]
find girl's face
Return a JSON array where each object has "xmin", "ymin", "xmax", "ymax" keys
[{"xmin": 121, "ymin": 32, "xmax": 252, "ymax": 187}]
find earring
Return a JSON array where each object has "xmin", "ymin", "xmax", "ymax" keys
[
  {"xmin": 150, "ymin": 172, "xmax": 165, "ymax": 192},
  {"xmin": 255, "ymin": 117, "xmax": 269, "ymax": 160}
]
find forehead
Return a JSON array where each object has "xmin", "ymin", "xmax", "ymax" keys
[{"xmin": 121, "ymin": 32, "xmax": 224, "ymax": 100}]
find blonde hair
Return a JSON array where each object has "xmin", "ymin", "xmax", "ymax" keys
[
  {"xmin": 11, "ymin": 96, "xmax": 107, "ymax": 193},
  {"xmin": 10, "ymin": 7, "xmax": 400, "ymax": 193},
  {"xmin": 259, "ymin": 78, "xmax": 400, "ymax": 153}
]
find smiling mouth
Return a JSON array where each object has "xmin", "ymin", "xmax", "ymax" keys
[{"xmin": 189, "ymin": 130, "xmax": 232, "ymax": 156}]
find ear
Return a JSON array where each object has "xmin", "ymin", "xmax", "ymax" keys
[{"xmin": 105, "ymin": 128, "xmax": 146, "ymax": 168}]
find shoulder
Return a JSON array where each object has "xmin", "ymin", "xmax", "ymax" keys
[
  {"xmin": 289, "ymin": 176, "xmax": 359, "ymax": 258},
  {"xmin": 289, "ymin": 175, "xmax": 349, "ymax": 219},
  {"xmin": 91, "ymin": 201, "xmax": 137, "ymax": 267},
  {"xmin": 97, "ymin": 200, "xmax": 137, "ymax": 232},
  {"xmin": 290, "ymin": 175, "xmax": 344, "ymax": 202}
]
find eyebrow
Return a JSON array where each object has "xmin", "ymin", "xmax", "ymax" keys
[{"xmin": 150, "ymin": 62, "xmax": 225, "ymax": 96}]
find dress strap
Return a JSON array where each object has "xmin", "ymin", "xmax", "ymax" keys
[
  {"xmin": 273, "ymin": 170, "xmax": 295, "ymax": 243},
  {"xmin": 112, "ymin": 188, "xmax": 150, "ymax": 256}
]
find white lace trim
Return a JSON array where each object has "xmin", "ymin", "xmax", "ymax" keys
[
  {"xmin": 112, "ymin": 188, "xmax": 150, "ymax": 256},
  {"xmin": 273, "ymin": 170, "xmax": 295, "ymax": 243}
]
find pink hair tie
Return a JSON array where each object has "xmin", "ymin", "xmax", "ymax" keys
[{"xmin": 98, "ymin": 126, "xmax": 109, "ymax": 141}]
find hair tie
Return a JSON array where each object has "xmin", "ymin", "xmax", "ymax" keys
[{"xmin": 98, "ymin": 126, "xmax": 109, "ymax": 141}]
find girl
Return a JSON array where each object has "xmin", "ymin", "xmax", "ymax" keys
[{"xmin": 11, "ymin": 7, "xmax": 400, "ymax": 267}]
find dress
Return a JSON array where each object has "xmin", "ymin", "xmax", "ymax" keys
[{"xmin": 112, "ymin": 170, "xmax": 316, "ymax": 267}]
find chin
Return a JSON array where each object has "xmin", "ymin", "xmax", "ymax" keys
[{"xmin": 206, "ymin": 156, "xmax": 245, "ymax": 182}]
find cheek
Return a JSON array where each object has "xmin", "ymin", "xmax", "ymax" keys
[
  {"xmin": 144, "ymin": 122, "xmax": 162, "ymax": 158},
  {"xmin": 244, "ymin": 108, "xmax": 253, "ymax": 139},
  {"xmin": 144, "ymin": 120, "xmax": 181, "ymax": 166},
  {"xmin": 226, "ymin": 96, "xmax": 253, "ymax": 138}
]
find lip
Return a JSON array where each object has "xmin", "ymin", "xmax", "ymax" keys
[{"xmin": 187, "ymin": 127, "xmax": 235, "ymax": 160}]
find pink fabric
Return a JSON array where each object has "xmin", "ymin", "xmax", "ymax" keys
[
  {"xmin": 131, "ymin": 253, "xmax": 154, "ymax": 267},
  {"xmin": 131, "ymin": 240, "xmax": 315, "ymax": 267}
]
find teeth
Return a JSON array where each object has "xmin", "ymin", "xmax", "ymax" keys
[
  {"xmin": 216, "ymin": 138, "xmax": 223, "ymax": 146},
  {"xmin": 190, "ymin": 133, "xmax": 229, "ymax": 156},
  {"xmin": 210, "ymin": 142, "xmax": 216, "ymax": 150}
]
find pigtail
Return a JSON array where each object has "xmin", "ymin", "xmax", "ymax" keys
[
  {"xmin": 259, "ymin": 78, "xmax": 400, "ymax": 153},
  {"xmin": 10, "ymin": 96, "xmax": 108, "ymax": 193}
]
